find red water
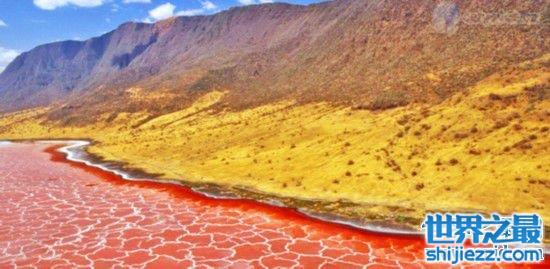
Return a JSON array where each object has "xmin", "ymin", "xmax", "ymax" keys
[{"xmin": 0, "ymin": 142, "xmax": 546, "ymax": 268}]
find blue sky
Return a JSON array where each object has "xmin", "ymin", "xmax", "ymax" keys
[{"xmin": 0, "ymin": 0, "xmax": 319, "ymax": 71}]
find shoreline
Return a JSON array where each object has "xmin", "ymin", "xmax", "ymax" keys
[
  {"xmin": 2, "ymin": 139, "xmax": 550, "ymax": 254},
  {"xmin": 1, "ymin": 139, "xmax": 422, "ymax": 236},
  {"xmin": 1, "ymin": 139, "xmax": 435, "ymax": 268},
  {"xmin": 59, "ymin": 139, "xmax": 423, "ymax": 236}
]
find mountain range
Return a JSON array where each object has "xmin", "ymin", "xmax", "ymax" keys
[{"xmin": 0, "ymin": 0, "xmax": 547, "ymax": 119}]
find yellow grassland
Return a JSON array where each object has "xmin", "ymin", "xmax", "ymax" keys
[{"xmin": 1, "ymin": 58, "xmax": 548, "ymax": 227}]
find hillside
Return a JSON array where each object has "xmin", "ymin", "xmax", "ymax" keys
[
  {"xmin": 1, "ymin": 0, "xmax": 548, "ymax": 118},
  {"xmin": 1, "ymin": 55, "xmax": 548, "ymax": 232}
]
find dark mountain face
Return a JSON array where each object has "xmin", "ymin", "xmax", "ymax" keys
[
  {"xmin": 0, "ymin": 40, "xmax": 90, "ymax": 109},
  {"xmin": 0, "ymin": 3, "xmax": 311, "ymax": 113},
  {"xmin": 0, "ymin": 0, "xmax": 548, "ymax": 116},
  {"xmin": 0, "ymin": 22, "xmax": 158, "ymax": 111}
]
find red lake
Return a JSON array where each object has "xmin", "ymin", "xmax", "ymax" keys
[{"xmin": 0, "ymin": 142, "xmax": 546, "ymax": 268}]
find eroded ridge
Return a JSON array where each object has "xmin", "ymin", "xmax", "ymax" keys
[{"xmin": 0, "ymin": 143, "xmax": 546, "ymax": 268}]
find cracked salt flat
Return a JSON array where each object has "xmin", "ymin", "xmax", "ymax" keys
[{"xmin": 0, "ymin": 142, "xmax": 547, "ymax": 269}]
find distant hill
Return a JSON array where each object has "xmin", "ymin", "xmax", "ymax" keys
[{"xmin": 0, "ymin": 0, "xmax": 547, "ymax": 119}]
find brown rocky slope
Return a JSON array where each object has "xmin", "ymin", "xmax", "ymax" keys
[{"xmin": 0, "ymin": 0, "xmax": 547, "ymax": 121}]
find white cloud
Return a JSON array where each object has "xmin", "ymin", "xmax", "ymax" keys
[
  {"xmin": 145, "ymin": 1, "xmax": 219, "ymax": 22},
  {"xmin": 123, "ymin": 0, "xmax": 151, "ymax": 3},
  {"xmin": 259, "ymin": 0, "xmax": 274, "ymax": 3},
  {"xmin": 0, "ymin": 47, "xmax": 19, "ymax": 73},
  {"xmin": 176, "ymin": 1, "xmax": 217, "ymax": 16},
  {"xmin": 33, "ymin": 0, "xmax": 106, "ymax": 10},
  {"xmin": 201, "ymin": 0, "xmax": 217, "ymax": 10},
  {"xmin": 145, "ymin": 2, "xmax": 176, "ymax": 22},
  {"xmin": 0, "ymin": 19, "xmax": 6, "ymax": 27},
  {"xmin": 238, "ymin": 0, "xmax": 255, "ymax": 5}
]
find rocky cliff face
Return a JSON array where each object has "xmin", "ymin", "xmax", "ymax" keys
[
  {"xmin": 0, "ymin": 0, "xmax": 547, "ymax": 117},
  {"xmin": 0, "ymin": 22, "xmax": 157, "ymax": 111}
]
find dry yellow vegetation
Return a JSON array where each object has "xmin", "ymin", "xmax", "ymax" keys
[{"xmin": 0, "ymin": 57, "xmax": 548, "ymax": 230}]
